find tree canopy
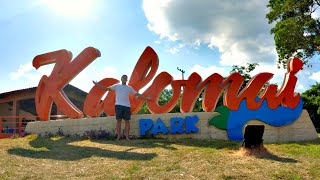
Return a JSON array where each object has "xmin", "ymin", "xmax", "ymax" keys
[
  {"xmin": 230, "ymin": 63, "xmax": 259, "ymax": 90},
  {"xmin": 266, "ymin": 0, "xmax": 320, "ymax": 68},
  {"xmin": 301, "ymin": 82, "xmax": 320, "ymax": 130}
]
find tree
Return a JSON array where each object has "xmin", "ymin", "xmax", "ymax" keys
[
  {"xmin": 230, "ymin": 63, "xmax": 259, "ymax": 90},
  {"xmin": 157, "ymin": 89, "xmax": 180, "ymax": 113},
  {"xmin": 301, "ymin": 82, "xmax": 320, "ymax": 131},
  {"xmin": 266, "ymin": 0, "xmax": 320, "ymax": 68},
  {"xmin": 136, "ymin": 102, "xmax": 151, "ymax": 114},
  {"xmin": 136, "ymin": 89, "xmax": 180, "ymax": 114}
]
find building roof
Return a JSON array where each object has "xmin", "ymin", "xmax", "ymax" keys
[
  {"xmin": 0, "ymin": 84, "xmax": 88, "ymax": 116},
  {"xmin": 0, "ymin": 86, "xmax": 36, "ymax": 99},
  {"xmin": 0, "ymin": 84, "xmax": 87, "ymax": 99}
]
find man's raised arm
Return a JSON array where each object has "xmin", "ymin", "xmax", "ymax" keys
[
  {"xmin": 135, "ymin": 93, "xmax": 152, "ymax": 100},
  {"xmin": 92, "ymin": 80, "xmax": 112, "ymax": 91}
]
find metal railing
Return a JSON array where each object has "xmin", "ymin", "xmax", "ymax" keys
[
  {"xmin": 0, "ymin": 115, "xmax": 39, "ymax": 139},
  {"xmin": 0, "ymin": 115, "xmax": 68, "ymax": 139}
]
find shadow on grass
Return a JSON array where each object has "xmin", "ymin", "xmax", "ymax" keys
[
  {"xmin": 92, "ymin": 138, "xmax": 240, "ymax": 151},
  {"xmin": 270, "ymin": 137, "xmax": 320, "ymax": 146},
  {"xmin": 261, "ymin": 154, "xmax": 299, "ymax": 163},
  {"xmin": 7, "ymin": 135, "xmax": 157, "ymax": 161}
]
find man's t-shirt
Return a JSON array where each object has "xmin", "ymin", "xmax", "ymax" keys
[{"xmin": 110, "ymin": 84, "xmax": 137, "ymax": 107}]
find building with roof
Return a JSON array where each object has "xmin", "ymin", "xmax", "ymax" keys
[{"xmin": 0, "ymin": 84, "xmax": 87, "ymax": 136}]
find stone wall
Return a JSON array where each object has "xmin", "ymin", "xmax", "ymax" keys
[{"xmin": 25, "ymin": 110, "xmax": 318, "ymax": 142}]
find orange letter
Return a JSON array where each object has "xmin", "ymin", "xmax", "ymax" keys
[
  {"xmin": 145, "ymin": 72, "xmax": 181, "ymax": 114},
  {"xmin": 180, "ymin": 72, "xmax": 274, "ymax": 112},
  {"xmin": 89, "ymin": 46, "xmax": 159, "ymax": 116},
  {"xmin": 128, "ymin": 46, "xmax": 159, "ymax": 114},
  {"xmin": 83, "ymin": 78, "xmax": 119, "ymax": 117},
  {"xmin": 33, "ymin": 47, "xmax": 101, "ymax": 120},
  {"xmin": 260, "ymin": 57, "xmax": 303, "ymax": 109}
]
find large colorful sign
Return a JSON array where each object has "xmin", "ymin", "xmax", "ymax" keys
[{"xmin": 32, "ymin": 46, "xmax": 304, "ymax": 140}]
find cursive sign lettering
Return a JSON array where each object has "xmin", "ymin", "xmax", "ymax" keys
[{"xmin": 33, "ymin": 46, "xmax": 303, "ymax": 120}]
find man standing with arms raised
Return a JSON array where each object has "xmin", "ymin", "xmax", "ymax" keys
[{"xmin": 93, "ymin": 75, "xmax": 151, "ymax": 140}]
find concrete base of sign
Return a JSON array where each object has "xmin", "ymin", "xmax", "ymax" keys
[{"xmin": 25, "ymin": 110, "xmax": 318, "ymax": 142}]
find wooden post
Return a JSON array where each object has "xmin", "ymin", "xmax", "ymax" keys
[
  {"xmin": 0, "ymin": 116, "xmax": 2, "ymax": 133},
  {"xmin": 12, "ymin": 100, "xmax": 20, "ymax": 133}
]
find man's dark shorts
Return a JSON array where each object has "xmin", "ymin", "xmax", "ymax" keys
[{"xmin": 115, "ymin": 105, "xmax": 131, "ymax": 120}]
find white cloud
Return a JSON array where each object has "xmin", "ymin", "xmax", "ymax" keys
[
  {"xmin": 143, "ymin": 0, "xmax": 177, "ymax": 41},
  {"xmin": 143, "ymin": 0, "xmax": 277, "ymax": 65},
  {"xmin": 249, "ymin": 64, "xmax": 287, "ymax": 84},
  {"xmin": 9, "ymin": 62, "xmax": 34, "ymax": 80},
  {"xmin": 188, "ymin": 63, "xmax": 291, "ymax": 88},
  {"xmin": 311, "ymin": 7, "xmax": 320, "ymax": 19},
  {"xmin": 309, "ymin": 71, "xmax": 320, "ymax": 81},
  {"xmin": 9, "ymin": 62, "xmax": 52, "ymax": 83},
  {"xmin": 95, "ymin": 66, "xmax": 118, "ymax": 80},
  {"xmin": 297, "ymin": 84, "xmax": 304, "ymax": 90},
  {"xmin": 294, "ymin": 69, "xmax": 318, "ymax": 93},
  {"xmin": 188, "ymin": 63, "xmax": 286, "ymax": 84},
  {"xmin": 4, "ymin": 62, "xmax": 54, "ymax": 93},
  {"xmin": 8, "ymin": 61, "xmax": 100, "ymax": 93},
  {"xmin": 67, "ymin": 65, "xmax": 120, "ymax": 93},
  {"xmin": 169, "ymin": 47, "xmax": 179, "ymax": 54},
  {"xmin": 168, "ymin": 43, "xmax": 185, "ymax": 54},
  {"xmin": 190, "ymin": 64, "xmax": 229, "ymax": 79},
  {"xmin": 68, "ymin": 66, "xmax": 95, "ymax": 93}
]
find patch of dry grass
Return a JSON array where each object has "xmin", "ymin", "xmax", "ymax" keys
[{"xmin": 0, "ymin": 134, "xmax": 319, "ymax": 179}]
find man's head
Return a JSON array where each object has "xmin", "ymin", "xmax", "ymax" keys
[{"xmin": 121, "ymin": 75, "xmax": 128, "ymax": 84}]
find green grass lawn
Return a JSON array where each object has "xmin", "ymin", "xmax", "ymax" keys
[{"xmin": 0, "ymin": 134, "xmax": 319, "ymax": 180}]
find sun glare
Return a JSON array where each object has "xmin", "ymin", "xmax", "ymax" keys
[{"xmin": 42, "ymin": 0, "xmax": 96, "ymax": 19}]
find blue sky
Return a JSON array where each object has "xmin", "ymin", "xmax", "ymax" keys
[{"xmin": 1, "ymin": 0, "xmax": 319, "ymax": 94}]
